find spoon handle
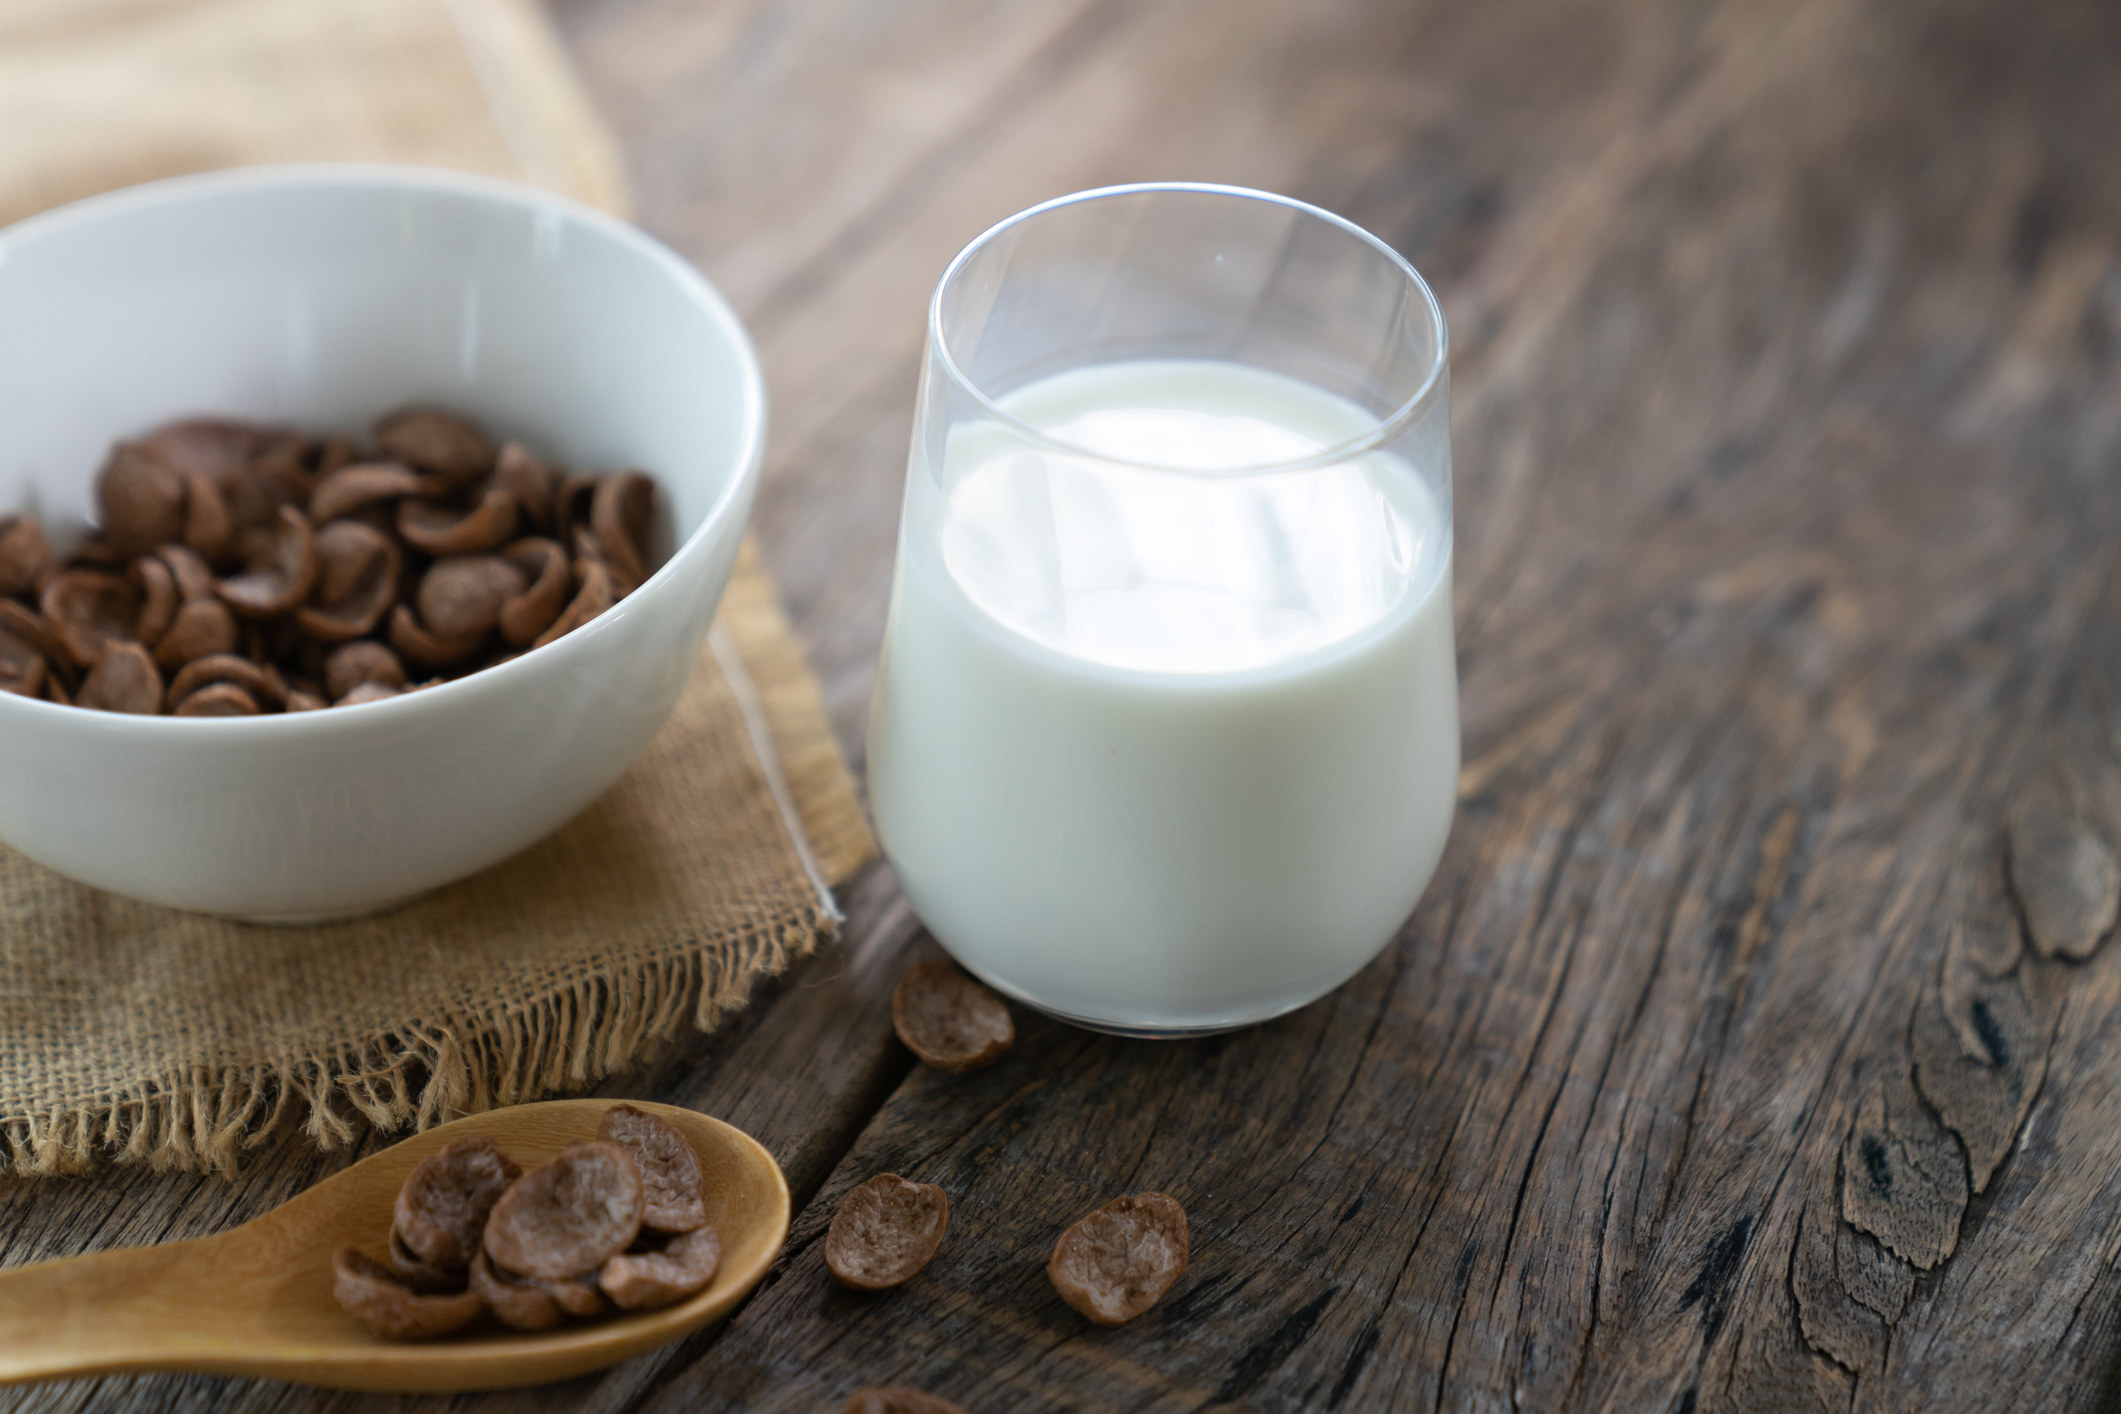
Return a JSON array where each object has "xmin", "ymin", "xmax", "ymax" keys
[{"xmin": 0, "ymin": 1237, "xmax": 232, "ymax": 1385}]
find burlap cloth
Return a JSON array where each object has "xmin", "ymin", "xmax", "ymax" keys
[{"xmin": 0, "ymin": 0, "xmax": 875, "ymax": 1176}]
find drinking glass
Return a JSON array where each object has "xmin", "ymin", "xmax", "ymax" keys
[{"xmin": 867, "ymin": 183, "xmax": 1455, "ymax": 1035}]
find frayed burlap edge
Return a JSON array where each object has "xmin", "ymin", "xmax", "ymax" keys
[{"xmin": 4, "ymin": 905, "xmax": 828, "ymax": 1179}]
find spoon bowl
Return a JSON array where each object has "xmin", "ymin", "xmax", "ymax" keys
[{"xmin": 0, "ymin": 1099, "xmax": 790, "ymax": 1392}]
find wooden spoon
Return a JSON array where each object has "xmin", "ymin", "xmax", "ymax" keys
[{"xmin": 0, "ymin": 1099, "xmax": 789, "ymax": 1393}]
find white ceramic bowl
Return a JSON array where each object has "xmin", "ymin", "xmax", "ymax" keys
[{"xmin": 0, "ymin": 166, "xmax": 765, "ymax": 920}]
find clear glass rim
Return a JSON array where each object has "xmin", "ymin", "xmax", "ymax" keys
[{"xmin": 928, "ymin": 182, "xmax": 1449, "ymax": 477}]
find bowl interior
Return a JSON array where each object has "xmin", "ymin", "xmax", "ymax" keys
[{"xmin": 0, "ymin": 168, "xmax": 759, "ymax": 555}]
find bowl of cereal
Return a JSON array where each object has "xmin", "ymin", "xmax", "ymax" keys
[{"xmin": 0, "ymin": 166, "xmax": 765, "ymax": 919}]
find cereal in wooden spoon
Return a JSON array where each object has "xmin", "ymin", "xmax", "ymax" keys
[
  {"xmin": 393, "ymin": 1136, "xmax": 522, "ymax": 1276},
  {"xmin": 387, "ymin": 1229, "xmax": 465, "ymax": 1296},
  {"xmin": 482, "ymin": 1140, "xmax": 643, "ymax": 1282},
  {"xmin": 599, "ymin": 1226, "xmax": 722, "ymax": 1311},
  {"xmin": 468, "ymin": 1248, "xmax": 558, "ymax": 1332},
  {"xmin": 326, "ymin": 1106, "xmax": 735, "ymax": 1344},
  {"xmin": 331, "ymin": 1248, "xmax": 483, "ymax": 1341},
  {"xmin": 468, "ymin": 1249, "xmax": 608, "ymax": 1330},
  {"xmin": 597, "ymin": 1103, "xmax": 708, "ymax": 1235}
]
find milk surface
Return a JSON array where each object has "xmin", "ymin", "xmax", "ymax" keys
[{"xmin": 868, "ymin": 360, "xmax": 1458, "ymax": 1032}]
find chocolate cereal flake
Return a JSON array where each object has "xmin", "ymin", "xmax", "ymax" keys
[
  {"xmin": 546, "ymin": 1272, "xmax": 610, "ymax": 1318},
  {"xmin": 398, "ymin": 486, "xmax": 519, "ymax": 556},
  {"xmin": 599, "ymin": 1225, "xmax": 722, "ymax": 1310},
  {"xmin": 152, "ymin": 598, "xmax": 238, "ymax": 671},
  {"xmin": 0, "ymin": 609, "xmax": 47, "ymax": 698},
  {"xmin": 392, "ymin": 1135, "xmax": 522, "ymax": 1271},
  {"xmin": 309, "ymin": 461, "xmax": 434, "ymax": 524},
  {"xmin": 470, "ymin": 1237, "xmax": 613, "ymax": 1328},
  {"xmin": 164, "ymin": 653, "xmax": 284, "ymax": 713},
  {"xmin": 215, "ymin": 505, "xmax": 317, "ymax": 618},
  {"xmin": 597, "ymin": 1104, "xmax": 708, "ymax": 1235},
  {"xmin": 332, "ymin": 1247, "xmax": 484, "ymax": 1341},
  {"xmin": 0, "ymin": 514, "xmax": 51, "ymax": 598},
  {"xmin": 1047, "ymin": 1193, "xmax": 1189, "ymax": 1326},
  {"xmin": 891, "ymin": 960, "xmax": 1013, "ymax": 1074},
  {"xmin": 470, "ymin": 1246, "xmax": 563, "ymax": 1332},
  {"xmin": 132, "ymin": 555, "xmax": 178, "ymax": 646},
  {"xmin": 388, "ymin": 1227, "xmax": 469, "ymax": 1295},
  {"xmin": 483, "ymin": 1140, "xmax": 644, "ymax": 1280},
  {"xmin": 77, "ymin": 641, "xmax": 162, "ymax": 715},
  {"xmin": 297, "ymin": 519, "xmax": 401, "ymax": 641},
  {"xmin": 498, "ymin": 537, "xmax": 571, "ymax": 646},
  {"xmin": 824, "ymin": 1174, "xmax": 949, "ymax": 1291},
  {"xmin": 95, "ymin": 444, "xmax": 187, "ymax": 557},
  {"xmin": 530, "ymin": 557, "xmax": 617, "ymax": 649},
  {"xmin": 40, "ymin": 569, "xmax": 139, "ymax": 668},
  {"xmin": 324, "ymin": 639, "xmax": 408, "ymax": 700},
  {"xmin": 374, "ymin": 407, "xmax": 494, "ymax": 485},
  {"xmin": 173, "ymin": 681, "xmax": 260, "ymax": 716}
]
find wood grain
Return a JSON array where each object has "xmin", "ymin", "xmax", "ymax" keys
[{"xmin": 8, "ymin": 0, "xmax": 2121, "ymax": 1408}]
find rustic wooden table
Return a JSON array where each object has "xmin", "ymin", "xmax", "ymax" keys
[{"xmin": 7, "ymin": 0, "xmax": 2121, "ymax": 1408}]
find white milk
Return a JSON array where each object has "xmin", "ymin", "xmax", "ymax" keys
[{"xmin": 867, "ymin": 359, "xmax": 1458, "ymax": 1032}]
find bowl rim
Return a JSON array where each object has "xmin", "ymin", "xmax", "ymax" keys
[{"xmin": 0, "ymin": 163, "xmax": 767, "ymax": 734}]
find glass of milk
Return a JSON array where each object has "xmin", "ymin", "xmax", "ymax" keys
[{"xmin": 868, "ymin": 183, "xmax": 1455, "ymax": 1036}]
